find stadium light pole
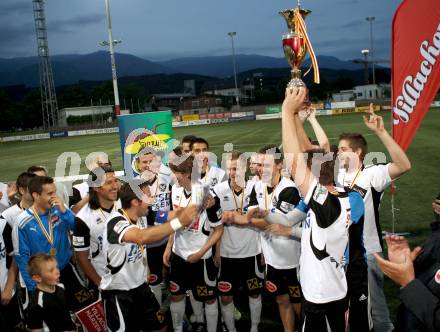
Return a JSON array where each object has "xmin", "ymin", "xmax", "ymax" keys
[
  {"xmin": 227, "ymin": 32, "xmax": 240, "ymax": 109},
  {"xmin": 366, "ymin": 16, "xmax": 376, "ymax": 86},
  {"xmin": 361, "ymin": 49, "xmax": 370, "ymax": 85},
  {"xmin": 103, "ymin": 0, "xmax": 121, "ymax": 116}
]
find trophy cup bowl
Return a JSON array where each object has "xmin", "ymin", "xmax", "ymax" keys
[{"xmin": 279, "ymin": 8, "xmax": 311, "ymax": 88}]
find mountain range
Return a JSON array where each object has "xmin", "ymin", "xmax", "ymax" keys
[{"xmin": 0, "ymin": 51, "xmax": 371, "ymax": 88}]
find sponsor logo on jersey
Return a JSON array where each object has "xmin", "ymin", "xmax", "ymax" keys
[
  {"xmin": 196, "ymin": 286, "xmax": 209, "ymax": 297},
  {"xmin": 223, "ymin": 196, "xmax": 230, "ymax": 202},
  {"xmin": 217, "ymin": 281, "xmax": 232, "ymax": 292},
  {"xmin": 258, "ymin": 192, "xmax": 263, "ymax": 198},
  {"xmin": 265, "ymin": 281, "xmax": 278, "ymax": 293},
  {"xmin": 96, "ymin": 218, "xmax": 103, "ymax": 224},
  {"xmin": 272, "ymin": 197, "xmax": 278, "ymax": 206},
  {"xmin": 247, "ymin": 278, "xmax": 260, "ymax": 291},
  {"xmin": 149, "ymin": 274, "xmax": 158, "ymax": 284},
  {"xmin": 359, "ymin": 294, "xmax": 368, "ymax": 301},
  {"xmin": 159, "ymin": 183, "xmax": 167, "ymax": 192},
  {"xmin": 313, "ymin": 184, "xmax": 328, "ymax": 205},
  {"xmin": 169, "ymin": 281, "xmax": 180, "ymax": 292},
  {"xmin": 113, "ymin": 221, "xmax": 127, "ymax": 234},
  {"xmin": 288, "ymin": 285, "xmax": 301, "ymax": 298},
  {"xmin": 280, "ymin": 201, "xmax": 295, "ymax": 212},
  {"xmin": 211, "ymin": 178, "xmax": 218, "ymax": 187},
  {"xmin": 435, "ymin": 269, "xmax": 440, "ymax": 284},
  {"xmin": 72, "ymin": 236, "xmax": 85, "ymax": 247}
]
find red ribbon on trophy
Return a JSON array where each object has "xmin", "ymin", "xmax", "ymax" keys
[{"xmin": 293, "ymin": 10, "xmax": 320, "ymax": 84}]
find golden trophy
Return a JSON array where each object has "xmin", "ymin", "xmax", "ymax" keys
[{"xmin": 279, "ymin": 1, "xmax": 319, "ymax": 88}]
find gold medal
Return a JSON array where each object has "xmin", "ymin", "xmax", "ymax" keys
[{"xmin": 50, "ymin": 247, "xmax": 57, "ymax": 256}]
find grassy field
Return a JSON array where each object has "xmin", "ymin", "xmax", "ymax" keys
[{"xmin": 1, "ymin": 109, "xmax": 439, "ymax": 326}]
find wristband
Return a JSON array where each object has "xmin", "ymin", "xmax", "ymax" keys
[{"xmin": 170, "ymin": 218, "xmax": 182, "ymax": 231}]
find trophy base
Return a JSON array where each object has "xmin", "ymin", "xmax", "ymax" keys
[{"xmin": 287, "ymin": 78, "xmax": 306, "ymax": 88}]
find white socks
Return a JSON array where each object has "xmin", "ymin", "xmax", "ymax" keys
[
  {"xmin": 189, "ymin": 291, "xmax": 205, "ymax": 323},
  {"xmin": 150, "ymin": 284, "xmax": 162, "ymax": 307},
  {"xmin": 205, "ymin": 300, "xmax": 219, "ymax": 332},
  {"xmin": 220, "ymin": 301, "xmax": 237, "ymax": 332},
  {"xmin": 249, "ymin": 295, "xmax": 262, "ymax": 332},
  {"xmin": 170, "ymin": 299, "xmax": 185, "ymax": 332}
]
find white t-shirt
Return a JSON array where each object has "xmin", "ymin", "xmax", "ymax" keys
[
  {"xmin": 0, "ymin": 218, "xmax": 15, "ymax": 295},
  {"xmin": 171, "ymin": 185, "xmax": 222, "ymax": 260},
  {"xmin": 100, "ymin": 211, "xmax": 148, "ymax": 291},
  {"xmin": 300, "ymin": 179, "xmax": 364, "ymax": 304},
  {"xmin": 247, "ymin": 177, "xmax": 302, "ymax": 269},
  {"xmin": 336, "ymin": 164, "xmax": 392, "ymax": 254},
  {"xmin": 211, "ymin": 181, "xmax": 261, "ymax": 258},
  {"xmin": 72, "ymin": 202, "xmax": 121, "ymax": 277}
]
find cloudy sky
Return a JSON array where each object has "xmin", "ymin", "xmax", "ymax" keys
[{"xmin": 1, "ymin": 0, "xmax": 401, "ymax": 61}]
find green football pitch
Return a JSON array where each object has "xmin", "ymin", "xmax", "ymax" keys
[{"xmin": 1, "ymin": 109, "xmax": 439, "ymax": 325}]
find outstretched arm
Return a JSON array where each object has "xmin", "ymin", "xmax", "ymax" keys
[
  {"xmin": 307, "ymin": 109, "xmax": 330, "ymax": 151},
  {"xmin": 363, "ymin": 104, "xmax": 411, "ymax": 180},
  {"xmin": 282, "ymin": 88, "xmax": 313, "ymax": 197}
]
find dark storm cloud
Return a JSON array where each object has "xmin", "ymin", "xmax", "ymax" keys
[
  {"xmin": 0, "ymin": 1, "xmax": 33, "ymax": 16},
  {"xmin": 49, "ymin": 13, "xmax": 105, "ymax": 33}
]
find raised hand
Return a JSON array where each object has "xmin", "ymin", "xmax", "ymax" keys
[
  {"xmin": 282, "ymin": 87, "xmax": 307, "ymax": 115},
  {"xmin": 178, "ymin": 204, "xmax": 199, "ymax": 227},
  {"xmin": 363, "ymin": 103, "xmax": 385, "ymax": 133}
]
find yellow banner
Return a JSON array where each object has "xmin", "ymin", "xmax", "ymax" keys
[{"xmin": 182, "ymin": 114, "xmax": 200, "ymax": 121}]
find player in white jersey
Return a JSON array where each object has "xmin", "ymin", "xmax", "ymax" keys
[
  {"xmin": 164, "ymin": 148, "xmax": 224, "ymax": 332},
  {"xmin": 337, "ymin": 104, "xmax": 411, "ymax": 332},
  {"xmin": 0, "ymin": 172, "xmax": 36, "ymax": 320},
  {"xmin": 100, "ymin": 181, "xmax": 198, "ymax": 332},
  {"xmin": 135, "ymin": 149, "xmax": 174, "ymax": 306},
  {"xmin": 208, "ymin": 151, "xmax": 263, "ymax": 332},
  {"xmin": 247, "ymin": 145, "xmax": 303, "ymax": 332},
  {"xmin": 69, "ymin": 153, "xmax": 112, "ymax": 213},
  {"xmin": 191, "ymin": 137, "xmax": 226, "ymax": 188},
  {"xmin": 73, "ymin": 165, "xmax": 120, "ymax": 295},
  {"xmin": 0, "ymin": 206, "xmax": 22, "ymax": 330},
  {"xmin": 282, "ymin": 87, "xmax": 365, "ymax": 332}
]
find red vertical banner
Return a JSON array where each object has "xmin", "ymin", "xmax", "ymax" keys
[{"xmin": 391, "ymin": 0, "xmax": 440, "ymax": 151}]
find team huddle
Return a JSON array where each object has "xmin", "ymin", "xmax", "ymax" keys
[{"xmin": 0, "ymin": 88, "xmax": 411, "ymax": 332}]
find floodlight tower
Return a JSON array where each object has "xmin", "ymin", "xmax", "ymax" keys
[{"xmin": 33, "ymin": 0, "xmax": 58, "ymax": 129}]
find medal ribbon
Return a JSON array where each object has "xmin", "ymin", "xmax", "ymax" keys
[
  {"xmin": 31, "ymin": 207, "xmax": 53, "ymax": 246},
  {"xmin": 231, "ymin": 187, "xmax": 244, "ymax": 212}
]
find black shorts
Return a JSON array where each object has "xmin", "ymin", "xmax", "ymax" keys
[
  {"xmin": 303, "ymin": 297, "xmax": 348, "ymax": 332},
  {"xmin": 169, "ymin": 253, "xmax": 217, "ymax": 302},
  {"xmin": 147, "ymin": 243, "xmax": 167, "ymax": 285},
  {"xmin": 102, "ymin": 283, "xmax": 166, "ymax": 332},
  {"xmin": 265, "ymin": 264, "xmax": 302, "ymax": 303},
  {"xmin": 60, "ymin": 262, "xmax": 95, "ymax": 311},
  {"xmin": 217, "ymin": 254, "xmax": 264, "ymax": 297},
  {"xmin": 0, "ymin": 294, "xmax": 26, "ymax": 331},
  {"xmin": 347, "ymin": 264, "xmax": 371, "ymax": 332}
]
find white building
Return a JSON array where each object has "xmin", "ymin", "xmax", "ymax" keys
[
  {"xmin": 332, "ymin": 89, "xmax": 354, "ymax": 102},
  {"xmin": 58, "ymin": 106, "xmax": 114, "ymax": 126},
  {"xmin": 353, "ymin": 84, "xmax": 390, "ymax": 100}
]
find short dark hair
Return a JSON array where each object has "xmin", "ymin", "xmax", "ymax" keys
[
  {"xmin": 27, "ymin": 165, "xmax": 48, "ymax": 175},
  {"xmin": 28, "ymin": 253, "xmax": 55, "ymax": 277},
  {"xmin": 230, "ymin": 150, "xmax": 242, "ymax": 161},
  {"xmin": 88, "ymin": 165, "xmax": 116, "ymax": 210},
  {"xmin": 181, "ymin": 135, "xmax": 197, "ymax": 145},
  {"xmin": 28, "ymin": 176, "xmax": 54, "ymax": 196},
  {"xmin": 119, "ymin": 181, "xmax": 148, "ymax": 209},
  {"xmin": 190, "ymin": 137, "xmax": 209, "ymax": 150},
  {"xmin": 16, "ymin": 172, "xmax": 37, "ymax": 190},
  {"xmin": 339, "ymin": 133, "xmax": 368, "ymax": 161},
  {"xmin": 258, "ymin": 144, "xmax": 283, "ymax": 163},
  {"xmin": 169, "ymin": 147, "xmax": 194, "ymax": 174},
  {"xmin": 305, "ymin": 148, "xmax": 336, "ymax": 186}
]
